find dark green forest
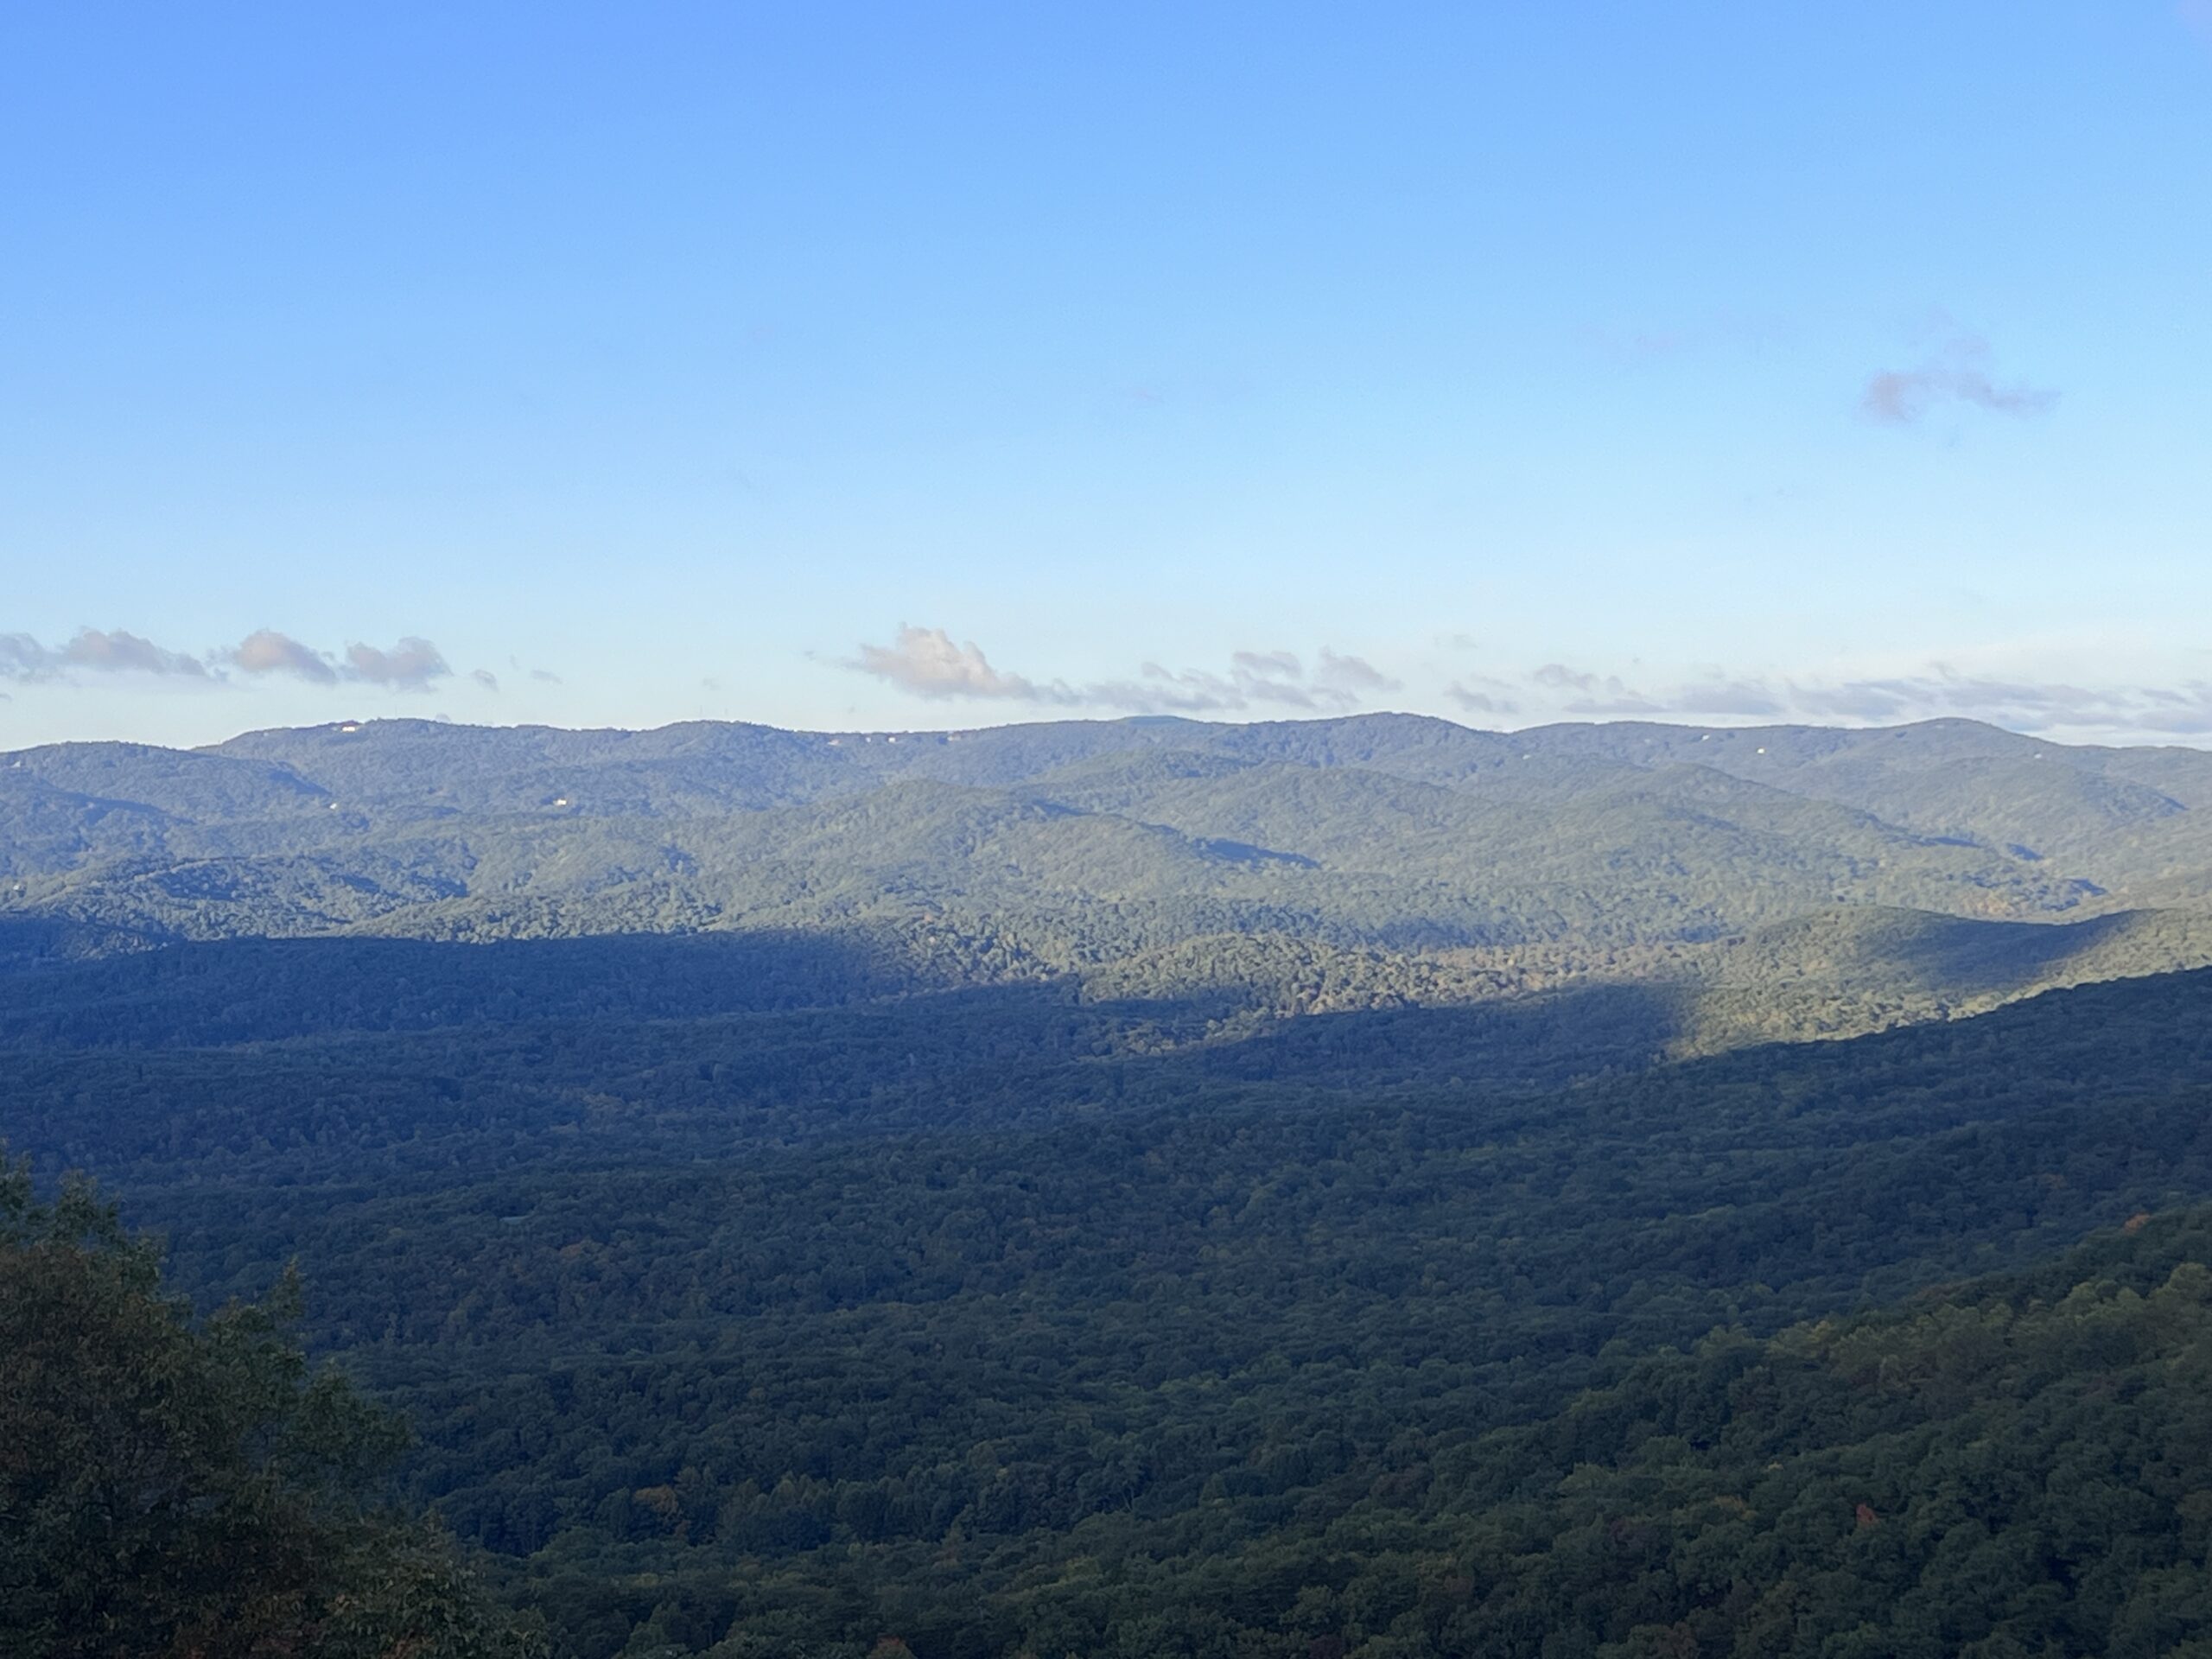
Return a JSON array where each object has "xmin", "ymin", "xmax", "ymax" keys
[
  {"xmin": 8, "ymin": 713, "xmax": 2212, "ymax": 1654},
  {"xmin": 12, "ymin": 955, "xmax": 2212, "ymax": 1654},
  {"xmin": 0, "ymin": 1161, "xmax": 540, "ymax": 1658}
]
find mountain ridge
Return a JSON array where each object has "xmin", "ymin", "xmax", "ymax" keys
[{"xmin": 10, "ymin": 710, "xmax": 2212, "ymax": 1063}]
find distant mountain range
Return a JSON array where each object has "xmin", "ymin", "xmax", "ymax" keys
[{"xmin": 9, "ymin": 711, "xmax": 2212, "ymax": 1054}]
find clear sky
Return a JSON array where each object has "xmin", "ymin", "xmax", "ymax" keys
[{"xmin": 4, "ymin": 2, "xmax": 2209, "ymax": 748}]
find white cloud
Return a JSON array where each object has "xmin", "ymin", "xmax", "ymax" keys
[
  {"xmin": 1862, "ymin": 322, "xmax": 2056, "ymax": 426},
  {"xmin": 1446, "ymin": 681, "xmax": 1519, "ymax": 717},
  {"xmin": 850, "ymin": 626, "xmax": 1404, "ymax": 715},
  {"xmin": 0, "ymin": 628, "xmax": 210, "ymax": 682},
  {"xmin": 1669, "ymin": 677, "xmax": 1789, "ymax": 717},
  {"xmin": 345, "ymin": 637, "xmax": 451, "ymax": 690},
  {"xmin": 1515, "ymin": 659, "xmax": 2212, "ymax": 739},
  {"xmin": 2, "ymin": 625, "xmax": 461, "ymax": 696},
  {"xmin": 64, "ymin": 628, "xmax": 209, "ymax": 677},
  {"xmin": 229, "ymin": 628, "xmax": 339, "ymax": 683},
  {"xmin": 853, "ymin": 626, "xmax": 1071, "ymax": 702},
  {"xmin": 1531, "ymin": 663, "xmax": 1663, "ymax": 715},
  {"xmin": 0, "ymin": 634, "xmax": 51, "ymax": 681},
  {"xmin": 1318, "ymin": 649, "xmax": 1402, "ymax": 695}
]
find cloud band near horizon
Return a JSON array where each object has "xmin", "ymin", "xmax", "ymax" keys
[
  {"xmin": 847, "ymin": 625, "xmax": 2212, "ymax": 741},
  {"xmin": 1, "ymin": 626, "xmax": 469, "ymax": 693}
]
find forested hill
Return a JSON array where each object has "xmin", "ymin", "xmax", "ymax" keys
[
  {"xmin": 10, "ymin": 712, "xmax": 2212, "ymax": 1062},
  {"xmin": 14, "ymin": 959, "xmax": 2212, "ymax": 1656},
  {"xmin": 9, "ymin": 713, "xmax": 2212, "ymax": 957}
]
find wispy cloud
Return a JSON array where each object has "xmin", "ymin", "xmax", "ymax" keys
[
  {"xmin": 1086, "ymin": 665, "xmax": 1248, "ymax": 715},
  {"xmin": 1208, "ymin": 649, "xmax": 1400, "ymax": 710},
  {"xmin": 0, "ymin": 636, "xmax": 43, "ymax": 680},
  {"xmin": 1862, "ymin": 321, "xmax": 2056, "ymax": 425},
  {"xmin": 1517, "ymin": 659, "xmax": 2212, "ymax": 739},
  {"xmin": 345, "ymin": 637, "xmax": 451, "ymax": 691},
  {"xmin": 850, "ymin": 626, "xmax": 1403, "ymax": 715},
  {"xmin": 1094, "ymin": 649, "xmax": 1402, "ymax": 715},
  {"xmin": 854, "ymin": 626, "xmax": 1072, "ymax": 702},
  {"xmin": 471, "ymin": 669, "xmax": 500, "ymax": 691},
  {"xmin": 229, "ymin": 628, "xmax": 339, "ymax": 683},
  {"xmin": 1589, "ymin": 327, "xmax": 1694, "ymax": 365},
  {"xmin": 1446, "ymin": 676, "xmax": 1519, "ymax": 717},
  {"xmin": 1580, "ymin": 308, "xmax": 1796, "ymax": 367},
  {"xmin": 1669, "ymin": 677, "xmax": 1789, "ymax": 718},
  {"xmin": 1531, "ymin": 662, "xmax": 1663, "ymax": 715},
  {"xmin": 3, "ymin": 626, "xmax": 461, "ymax": 694},
  {"xmin": 1, "ymin": 628, "xmax": 211, "ymax": 682},
  {"xmin": 65, "ymin": 628, "xmax": 210, "ymax": 677},
  {"xmin": 1787, "ymin": 670, "xmax": 2144, "ymax": 729},
  {"xmin": 1318, "ymin": 648, "xmax": 1401, "ymax": 696},
  {"xmin": 1107, "ymin": 652, "xmax": 1359, "ymax": 715}
]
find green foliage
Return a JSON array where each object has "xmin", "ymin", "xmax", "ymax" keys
[
  {"xmin": 12, "ymin": 713, "xmax": 2212, "ymax": 969},
  {"xmin": 1229, "ymin": 1208, "xmax": 2212, "ymax": 1659},
  {"xmin": 12, "ymin": 712, "xmax": 2212, "ymax": 1654},
  {"xmin": 0, "ymin": 1156, "xmax": 543, "ymax": 1659},
  {"xmin": 12, "ymin": 967, "xmax": 2212, "ymax": 1654}
]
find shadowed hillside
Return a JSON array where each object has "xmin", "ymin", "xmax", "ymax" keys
[{"xmin": 12, "ymin": 968, "xmax": 2212, "ymax": 1655}]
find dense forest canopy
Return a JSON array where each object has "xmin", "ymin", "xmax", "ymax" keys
[
  {"xmin": 12, "ymin": 958, "xmax": 2212, "ymax": 1653},
  {"xmin": 10, "ymin": 713, "xmax": 2212, "ymax": 965},
  {"xmin": 8, "ymin": 713, "xmax": 2212, "ymax": 1655},
  {"xmin": 0, "ymin": 1159, "xmax": 541, "ymax": 1658}
]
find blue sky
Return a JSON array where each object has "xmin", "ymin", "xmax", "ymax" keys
[{"xmin": 4, "ymin": 2, "xmax": 2209, "ymax": 747}]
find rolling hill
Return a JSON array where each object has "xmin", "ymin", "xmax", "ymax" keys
[{"xmin": 9, "ymin": 712, "xmax": 2212, "ymax": 1053}]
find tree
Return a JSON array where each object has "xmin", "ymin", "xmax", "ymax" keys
[{"xmin": 0, "ymin": 1153, "xmax": 542, "ymax": 1659}]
